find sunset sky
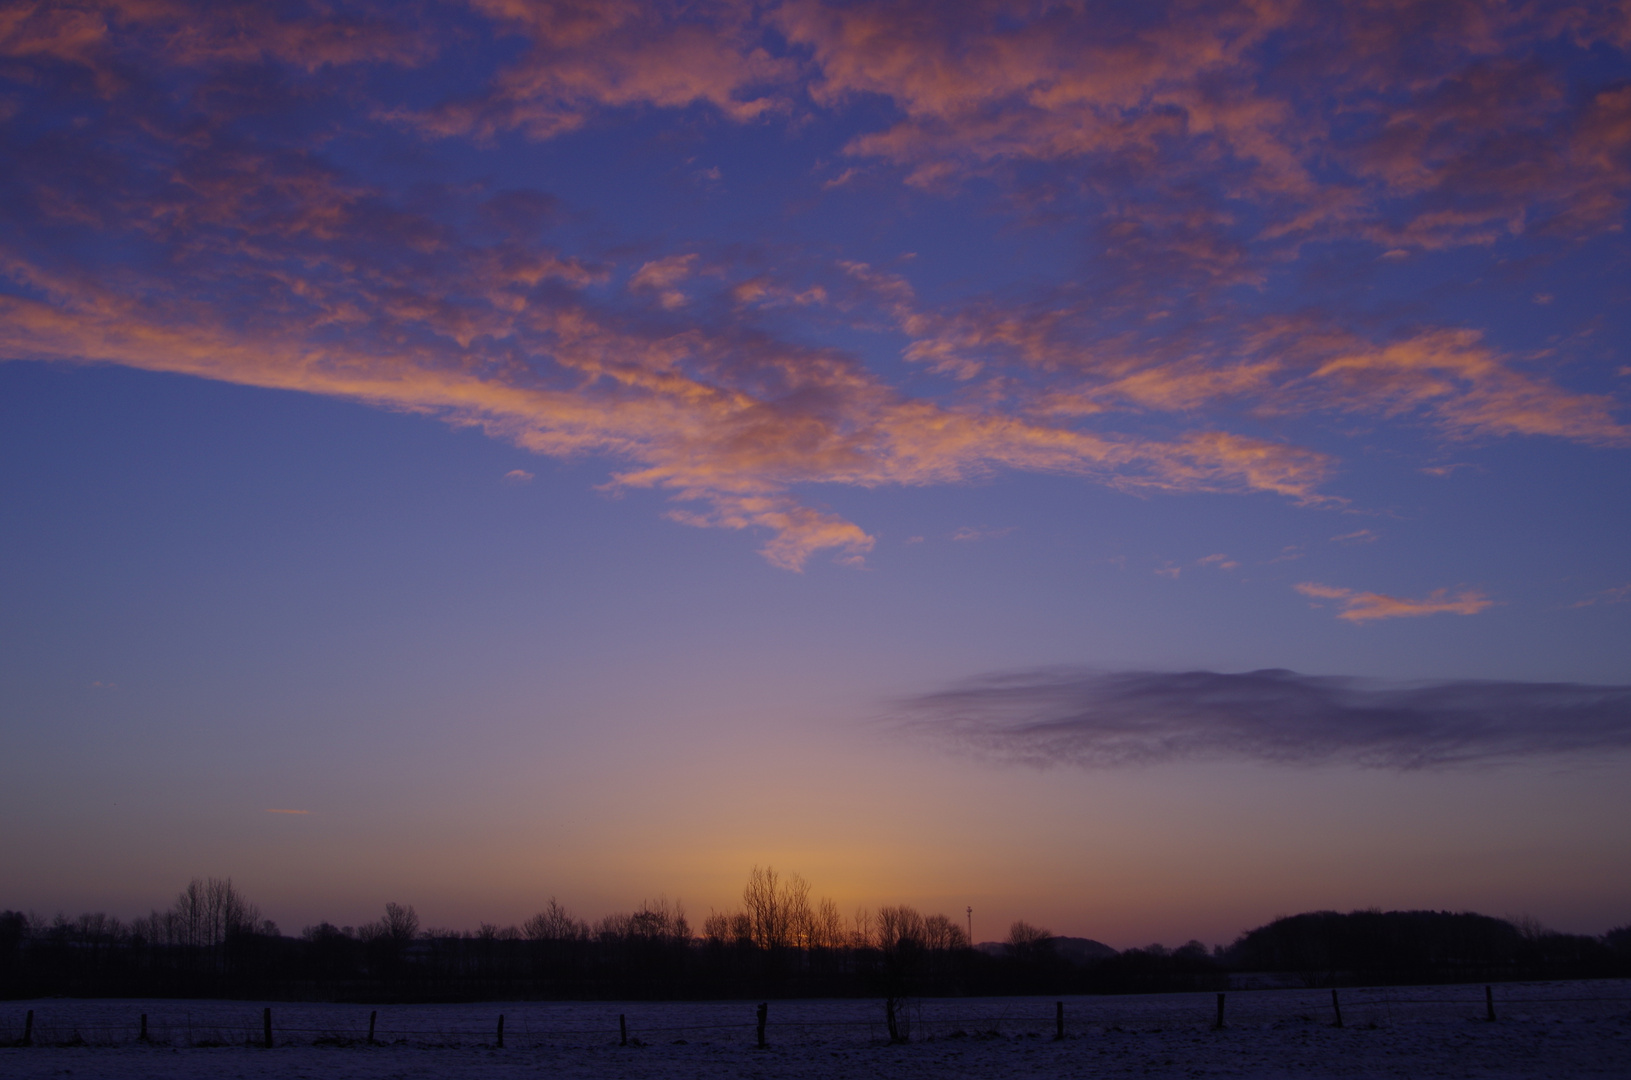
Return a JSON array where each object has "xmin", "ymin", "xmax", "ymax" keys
[{"xmin": 3, "ymin": 0, "xmax": 1631, "ymax": 949}]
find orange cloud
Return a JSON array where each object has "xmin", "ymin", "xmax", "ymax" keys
[
  {"xmin": 1295, "ymin": 582, "xmax": 1494, "ymax": 622},
  {"xmin": 0, "ymin": 0, "xmax": 430, "ymax": 86},
  {"xmin": 630, "ymin": 254, "xmax": 698, "ymax": 310},
  {"xmin": 909, "ymin": 301, "xmax": 1627, "ymax": 449},
  {"xmin": 1303, "ymin": 328, "xmax": 1630, "ymax": 446},
  {"xmin": 0, "ymin": 226, "xmax": 1335, "ymax": 570},
  {"xmin": 407, "ymin": 0, "xmax": 793, "ymax": 140}
]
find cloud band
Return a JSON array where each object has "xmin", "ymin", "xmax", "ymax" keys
[{"xmin": 896, "ymin": 667, "xmax": 1631, "ymax": 770}]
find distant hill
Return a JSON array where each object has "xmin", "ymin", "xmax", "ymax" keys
[{"xmin": 1053, "ymin": 936, "xmax": 1120, "ymax": 963}]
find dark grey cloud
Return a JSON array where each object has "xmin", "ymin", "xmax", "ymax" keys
[{"xmin": 895, "ymin": 668, "xmax": 1631, "ymax": 770}]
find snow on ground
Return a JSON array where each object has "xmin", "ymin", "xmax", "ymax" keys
[{"xmin": 3, "ymin": 980, "xmax": 1629, "ymax": 1078}]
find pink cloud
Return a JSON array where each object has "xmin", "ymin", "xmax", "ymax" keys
[
  {"xmin": 630, "ymin": 254, "xmax": 698, "ymax": 310},
  {"xmin": 1295, "ymin": 582, "xmax": 1494, "ymax": 622},
  {"xmin": 918, "ymin": 303, "xmax": 1628, "ymax": 449},
  {"xmin": 405, "ymin": 0, "xmax": 793, "ymax": 141},
  {"xmin": 0, "ymin": 0, "xmax": 431, "ymax": 86}
]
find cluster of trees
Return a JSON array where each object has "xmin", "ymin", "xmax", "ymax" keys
[
  {"xmin": 4, "ymin": 869, "xmax": 1628, "ymax": 1002},
  {"xmin": 3, "ymin": 878, "xmax": 274, "ymax": 954},
  {"xmin": 1229, "ymin": 908, "xmax": 1630, "ymax": 985}
]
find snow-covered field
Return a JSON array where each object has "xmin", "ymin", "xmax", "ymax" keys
[{"xmin": 3, "ymin": 980, "xmax": 1628, "ymax": 1078}]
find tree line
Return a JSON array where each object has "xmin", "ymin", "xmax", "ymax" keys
[{"xmin": 3, "ymin": 868, "xmax": 1627, "ymax": 1001}]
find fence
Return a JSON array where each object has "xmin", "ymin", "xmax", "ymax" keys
[{"xmin": 5, "ymin": 983, "xmax": 1631, "ymax": 1050}]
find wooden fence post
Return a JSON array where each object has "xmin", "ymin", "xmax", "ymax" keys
[
  {"xmin": 1331, "ymin": 989, "xmax": 1343, "ymax": 1028},
  {"xmin": 22, "ymin": 1009, "xmax": 33, "ymax": 1047},
  {"xmin": 139, "ymin": 1013, "xmax": 148, "ymax": 1043},
  {"xmin": 1213, "ymin": 993, "xmax": 1225, "ymax": 1029},
  {"xmin": 496, "ymin": 1014, "xmax": 504, "ymax": 1049},
  {"xmin": 1485, "ymin": 986, "xmax": 1496, "ymax": 1022},
  {"xmin": 263, "ymin": 1007, "xmax": 273, "ymax": 1049},
  {"xmin": 367, "ymin": 1010, "xmax": 377, "ymax": 1045},
  {"xmin": 1055, "ymin": 1001, "xmax": 1064, "ymax": 1040},
  {"xmin": 757, "ymin": 1002, "xmax": 767, "ymax": 1048},
  {"xmin": 619, "ymin": 1013, "xmax": 627, "ymax": 1046}
]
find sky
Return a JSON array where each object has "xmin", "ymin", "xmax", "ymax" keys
[{"xmin": 2, "ymin": 0, "xmax": 1631, "ymax": 950}]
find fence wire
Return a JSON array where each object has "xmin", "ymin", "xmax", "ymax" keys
[{"xmin": 6, "ymin": 985, "xmax": 1630, "ymax": 1049}]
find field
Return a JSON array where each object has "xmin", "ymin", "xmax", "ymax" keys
[{"xmin": 3, "ymin": 979, "xmax": 1629, "ymax": 1078}]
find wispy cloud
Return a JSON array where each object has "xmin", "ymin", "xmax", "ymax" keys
[
  {"xmin": 1295, "ymin": 582, "xmax": 1493, "ymax": 622},
  {"xmin": 895, "ymin": 667, "xmax": 1631, "ymax": 770},
  {"xmin": 1572, "ymin": 584, "xmax": 1631, "ymax": 608},
  {"xmin": 1331, "ymin": 529, "xmax": 1379, "ymax": 544},
  {"xmin": 951, "ymin": 525, "xmax": 1015, "ymax": 542}
]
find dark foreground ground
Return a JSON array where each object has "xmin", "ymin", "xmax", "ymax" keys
[{"xmin": 4, "ymin": 980, "xmax": 1628, "ymax": 1078}]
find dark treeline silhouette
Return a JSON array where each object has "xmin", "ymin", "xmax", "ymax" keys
[
  {"xmin": 1229, "ymin": 908, "xmax": 1629, "ymax": 986},
  {"xmin": 3, "ymin": 870, "xmax": 1627, "ymax": 1002}
]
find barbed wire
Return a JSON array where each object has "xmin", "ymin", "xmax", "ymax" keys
[{"xmin": 7, "ymin": 988, "xmax": 1630, "ymax": 1048}]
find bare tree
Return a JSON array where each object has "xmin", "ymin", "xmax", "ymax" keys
[
  {"xmin": 595, "ymin": 911, "xmax": 632, "ymax": 942},
  {"xmin": 742, "ymin": 865, "xmax": 815, "ymax": 951},
  {"xmin": 1006, "ymin": 919, "xmax": 1055, "ymax": 962},
  {"xmin": 702, "ymin": 910, "xmax": 732, "ymax": 947},
  {"xmin": 851, "ymin": 907, "xmax": 874, "ymax": 950},
  {"xmin": 784, "ymin": 873, "xmax": 812, "ymax": 948},
  {"xmin": 173, "ymin": 879, "xmax": 207, "ymax": 948},
  {"xmin": 877, "ymin": 905, "xmax": 926, "ymax": 952},
  {"xmin": 524, "ymin": 898, "xmax": 586, "ymax": 942},
  {"xmin": 875, "ymin": 906, "xmax": 926, "ymax": 1043},
  {"xmin": 810, "ymin": 897, "xmax": 846, "ymax": 951},
  {"xmin": 373, "ymin": 902, "xmax": 418, "ymax": 944},
  {"xmin": 166, "ymin": 877, "xmax": 260, "ymax": 949},
  {"xmin": 628, "ymin": 896, "xmax": 689, "ymax": 944},
  {"xmin": 923, "ymin": 913, "xmax": 967, "ymax": 951},
  {"xmin": 742, "ymin": 865, "xmax": 785, "ymax": 950}
]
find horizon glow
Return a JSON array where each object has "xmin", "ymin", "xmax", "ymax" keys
[{"xmin": 2, "ymin": 0, "xmax": 1630, "ymax": 950}]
